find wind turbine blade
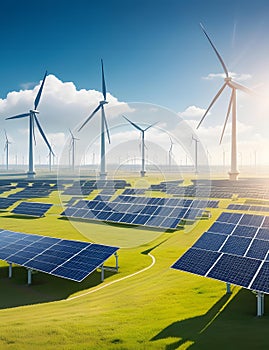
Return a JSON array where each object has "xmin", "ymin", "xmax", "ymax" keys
[
  {"xmin": 6, "ymin": 113, "xmax": 30, "ymax": 120},
  {"xmin": 103, "ymin": 112, "xmax": 111, "ymax": 144},
  {"xmin": 220, "ymin": 89, "xmax": 234, "ymax": 144},
  {"xmin": 144, "ymin": 121, "xmax": 158, "ymax": 131},
  {"xmin": 4, "ymin": 129, "xmax": 8, "ymax": 142},
  {"xmin": 33, "ymin": 114, "xmax": 54, "ymax": 155},
  {"xmin": 78, "ymin": 104, "xmax": 102, "ymax": 131},
  {"xmin": 122, "ymin": 115, "xmax": 143, "ymax": 132},
  {"xmin": 69, "ymin": 128, "xmax": 75, "ymax": 139},
  {"xmin": 200, "ymin": 23, "xmax": 229, "ymax": 78},
  {"xmin": 197, "ymin": 82, "xmax": 227, "ymax": 129},
  {"xmin": 101, "ymin": 59, "xmax": 107, "ymax": 100},
  {"xmin": 34, "ymin": 71, "xmax": 47, "ymax": 110},
  {"xmin": 229, "ymin": 80, "xmax": 254, "ymax": 95}
]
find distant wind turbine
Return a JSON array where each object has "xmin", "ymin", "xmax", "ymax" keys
[
  {"xmin": 4, "ymin": 130, "xmax": 11, "ymax": 171},
  {"xmin": 78, "ymin": 59, "xmax": 110, "ymax": 179},
  {"xmin": 5, "ymin": 71, "xmax": 54, "ymax": 179},
  {"xmin": 192, "ymin": 135, "xmax": 199, "ymax": 174},
  {"xmin": 69, "ymin": 129, "xmax": 79, "ymax": 172},
  {"xmin": 197, "ymin": 23, "xmax": 254, "ymax": 181},
  {"xmin": 168, "ymin": 136, "xmax": 174, "ymax": 170},
  {"xmin": 123, "ymin": 115, "xmax": 157, "ymax": 177}
]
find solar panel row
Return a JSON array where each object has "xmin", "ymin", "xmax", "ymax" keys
[
  {"xmin": 62, "ymin": 180, "xmax": 130, "ymax": 195},
  {"xmin": 0, "ymin": 229, "xmax": 118, "ymax": 282},
  {"xmin": 12, "ymin": 202, "xmax": 52, "ymax": 217},
  {"xmin": 0, "ymin": 197, "xmax": 18, "ymax": 209},
  {"xmin": 228, "ymin": 203, "xmax": 269, "ymax": 213},
  {"xmin": 60, "ymin": 194, "xmax": 214, "ymax": 229},
  {"xmin": 172, "ymin": 212, "xmax": 269, "ymax": 294}
]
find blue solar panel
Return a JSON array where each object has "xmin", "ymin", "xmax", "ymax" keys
[
  {"xmin": 246, "ymin": 239, "xmax": 269, "ymax": 260},
  {"xmin": 232, "ymin": 225, "xmax": 257, "ymax": 238},
  {"xmin": 250, "ymin": 262, "xmax": 269, "ymax": 293},
  {"xmin": 256, "ymin": 227, "xmax": 269, "ymax": 241},
  {"xmin": 220, "ymin": 236, "xmax": 251, "ymax": 256},
  {"xmin": 172, "ymin": 248, "xmax": 221, "ymax": 276},
  {"xmin": 208, "ymin": 222, "xmax": 236, "ymax": 235},
  {"xmin": 207, "ymin": 254, "xmax": 261, "ymax": 288},
  {"xmin": 239, "ymin": 214, "xmax": 264, "ymax": 227},
  {"xmin": 217, "ymin": 212, "xmax": 242, "ymax": 224},
  {"xmin": 0, "ymin": 229, "xmax": 119, "ymax": 282},
  {"xmin": 193, "ymin": 232, "xmax": 227, "ymax": 251},
  {"xmin": 12, "ymin": 202, "xmax": 52, "ymax": 217}
]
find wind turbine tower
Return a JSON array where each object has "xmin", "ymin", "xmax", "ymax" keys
[
  {"xmin": 168, "ymin": 136, "xmax": 174, "ymax": 170},
  {"xmin": 4, "ymin": 130, "xmax": 11, "ymax": 171},
  {"xmin": 69, "ymin": 129, "xmax": 79, "ymax": 172},
  {"xmin": 197, "ymin": 24, "xmax": 253, "ymax": 181},
  {"xmin": 78, "ymin": 59, "xmax": 111, "ymax": 179},
  {"xmin": 192, "ymin": 135, "xmax": 199, "ymax": 174},
  {"xmin": 5, "ymin": 72, "xmax": 54, "ymax": 179},
  {"xmin": 123, "ymin": 115, "xmax": 157, "ymax": 177}
]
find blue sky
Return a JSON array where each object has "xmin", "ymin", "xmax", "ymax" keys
[
  {"xmin": 1, "ymin": 0, "xmax": 269, "ymax": 108},
  {"xmin": 1, "ymin": 0, "xmax": 269, "ymax": 168}
]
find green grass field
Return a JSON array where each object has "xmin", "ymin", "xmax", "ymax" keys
[{"xmin": 0, "ymin": 175, "xmax": 268, "ymax": 349}]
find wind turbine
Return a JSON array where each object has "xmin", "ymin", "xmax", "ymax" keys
[
  {"xmin": 191, "ymin": 135, "xmax": 199, "ymax": 174},
  {"xmin": 78, "ymin": 59, "xmax": 110, "ymax": 179},
  {"xmin": 69, "ymin": 129, "xmax": 79, "ymax": 172},
  {"xmin": 197, "ymin": 23, "xmax": 253, "ymax": 181},
  {"xmin": 5, "ymin": 71, "xmax": 54, "ymax": 179},
  {"xmin": 4, "ymin": 130, "xmax": 11, "ymax": 171},
  {"xmin": 168, "ymin": 136, "xmax": 174, "ymax": 170},
  {"xmin": 123, "ymin": 115, "xmax": 157, "ymax": 177}
]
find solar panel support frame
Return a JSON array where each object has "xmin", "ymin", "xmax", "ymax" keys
[
  {"xmin": 100, "ymin": 252, "xmax": 119, "ymax": 282},
  {"xmin": 8, "ymin": 263, "xmax": 12, "ymax": 278},
  {"xmin": 226, "ymin": 282, "xmax": 231, "ymax": 294},
  {"xmin": 256, "ymin": 292, "xmax": 264, "ymax": 317},
  {"xmin": 28, "ymin": 269, "xmax": 32, "ymax": 285},
  {"xmin": 101, "ymin": 264, "xmax": 104, "ymax": 282}
]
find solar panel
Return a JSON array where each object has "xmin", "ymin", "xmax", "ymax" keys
[
  {"xmin": 171, "ymin": 212, "xmax": 269, "ymax": 294},
  {"xmin": 0, "ymin": 198, "xmax": 18, "ymax": 209},
  {"xmin": 227, "ymin": 203, "xmax": 269, "ymax": 213},
  {"xmin": 0, "ymin": 229, "xmax": 119, "ymax": 282},
  {"xmin": 12, "ymin": 202, "xmax": 52, "ymax": 217}
]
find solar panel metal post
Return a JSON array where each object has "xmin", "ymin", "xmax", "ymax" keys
[
  {"xmin": 101, "ymin": 264, "xmax": 104, "ymax": 282},
  {"xmin": 257, "ymin": 292, "xmax": 264, "ymax": 317},
  {"xmin": 27, "ymin": 269, "xmax": 32, "ymax": 285},
  {"xmin": 115, "ymin": 252, "xmax": 119, "ymax": 271},
  {"xmin": 8, "ymin": 263, "xmax": 12, "ymax": 278},
  {"xmin": 226, "ymin": 283, "xmax": 231, "ymax": 294}
]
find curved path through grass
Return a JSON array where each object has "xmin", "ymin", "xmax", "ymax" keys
[{"xmin": 67, "ymin": 253, "xmax": 156, "ymax": 301}]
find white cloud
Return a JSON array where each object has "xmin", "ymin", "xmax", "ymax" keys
[
  {"xmin": 179, "ymin": 105, "xmax": 207, "ymax": 119},
  {"xmin": 203, "ymin": 72, "xmax": 252, "ymax": 82},
  {"xmin": 0, "ymin": 74, "xmax": 133, "ymax": 163}
]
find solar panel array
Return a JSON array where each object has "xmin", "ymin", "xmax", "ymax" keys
[
  {"xmin": 61, "ymin": 195, "xmax": 218, "ymax": 229},
  {"xmin": 0, "ymin": 229, "xmax": 119, "ymax": 282},
  {"xmin": 12, "ymin": 202, "xmax": 53, "ymax": 217},
  {"xmin": 122, "ymin": 188, "xmax": 147, "ymax": 195},
  {"xmin": 150, "ymin": 178, "xmax": 269, "ymax": 199},
  {"xmin": 62, "ymin": 180, "xmax": 130, "ymax": 195},
  {"xmin": 228, "ymin": 204, "xmax": 269, "ymax": 213},
  {"xmin": 0, "ymin": 197, "xmax": 18, "ymax": 209},
  {"xmin": 8, "ymin": 183, "xmax": 55, "ymax": 199},
  {"xmin": 172, "ymin": 212, "xmax": 269, "ymax": 294}
]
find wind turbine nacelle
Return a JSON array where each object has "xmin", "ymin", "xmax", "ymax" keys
[
  {"xmin": 100, "ymin": 100, "xmax": 108, "ymax": 106},
  {"xmin": 30, "ymin": 109, "xmax": 39, "ymax": 114}
]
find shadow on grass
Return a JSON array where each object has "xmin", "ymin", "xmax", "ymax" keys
[
  {"xmin": 151, "ymin": 289, "xmax": 269, "ymax": 350},
  {"xmin": 0, "ymin": 265, "xmax": 116, "ymax": 310},
  {"xmin": 1, "ymin": 214, "xmax": 39, "ymax": 220}
]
